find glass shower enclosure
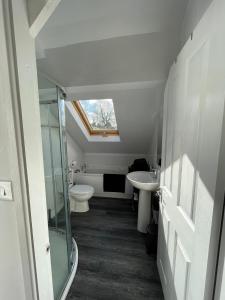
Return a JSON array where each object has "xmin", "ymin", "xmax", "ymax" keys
[{"xmin": 38, "ymin": 75, "xmax": 76, "ymax": 299}]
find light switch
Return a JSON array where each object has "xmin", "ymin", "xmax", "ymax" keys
[{"xmin": 0, "ymin": 181, "xmax": 13, "ymax": 201}]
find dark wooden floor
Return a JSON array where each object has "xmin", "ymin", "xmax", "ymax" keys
[{"xmin": 67, "ymin": 197, "xmax": 164, "ymax": 300}]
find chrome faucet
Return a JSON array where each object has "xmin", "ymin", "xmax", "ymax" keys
[
  {"xmin": 81, "ymin": 163, "xmax": 87, "ymax": 172},
  {"xmin": 151, "ymin": 167, "xmax": 160, "ymax": 178}
]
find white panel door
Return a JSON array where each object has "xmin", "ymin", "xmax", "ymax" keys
[{"xmin": 157, "ymin": 0, "xmax": 225, "ymax": 299}]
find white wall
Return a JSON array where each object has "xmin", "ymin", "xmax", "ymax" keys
[
  {"xmin": 84, "ymin": 153, "xmax": 150, "ymax": 174},
  {"xmin": 0, "ymin": 9, "xmax": 30, "ymax": 296},
  {"xmin": 180, "ymin": 0, "xmax": 214, "ymax": 47},
  {"xmin": 67, "ymin": 133, "xmax": 84, "ymax": 168},
  {"xmin": 148, "ymin": 118, "xmax": 160, "ymax": 167},
  {"xmin": 10, "ymin": 0, "xmax": 55, "ymax": 298},
  {"xmin": 147, "ymin": 107, "xmax": 163, "ymax": 168},
  {"xmin": 148, "ymin": 125, "xmax": 158, "ymax": 168}
]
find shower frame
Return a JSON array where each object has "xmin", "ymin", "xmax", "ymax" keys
[{"xmin": 39, "ymin": 84, "xmax": 76, "ymax": 299}]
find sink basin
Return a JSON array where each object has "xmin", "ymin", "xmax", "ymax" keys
[
  {"xmin": 127, "ymin": 171, "xmax": 159, "ymax": 191},
  {"xmin": 127, "ymin": 171, "xmax": 160, "ymax": 233}
]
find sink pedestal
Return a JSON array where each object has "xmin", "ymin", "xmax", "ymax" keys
[
  {"xmin": 126, "ymin": 171, "xmax": 159, "ymax": 233},
  {"xmin": 137, "ymin": 190, "xmax": 151, "ymax": 233}
]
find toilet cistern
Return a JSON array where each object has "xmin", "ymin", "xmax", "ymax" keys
[{"xmin": 127, "ymin": 171, "xmax": 160, "ymax": 233}]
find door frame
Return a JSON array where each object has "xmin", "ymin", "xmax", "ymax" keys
[
  {"xmin": 212, "ymin": 103, "xmax": 225, "ymax": 300},
  {"xmin": 2, "ymin": 0, "xmax": 62, "ymax": 299}
]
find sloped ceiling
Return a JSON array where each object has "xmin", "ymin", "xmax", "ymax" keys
[
  {"xmin": 36, "ymin": 0, "xmax": 188, "ymax": 154},
  {"xmin": 36, "ymin": 0, "xmax": 187, "ymax": 50},
  {"xmin": 37, "ymin": 32, "xmax": 178, "ymax": 87},
  {"xmin": 65, "ymin": 82, "xmax": 164, "ymax": 153},
  {"xmin": 37, "ymin": 0, "xmax": 188, "ymax": 86}
]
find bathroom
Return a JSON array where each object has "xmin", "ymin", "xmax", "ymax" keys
[
  {"xmin": 35, "ymin": 0, "xmax": 225, "ymax": 298},
  {"xmin": 38, "ymin": 71, "xmax": 163, "ymax": 299},
  {"xmin": 2, "ymin": 1, "xmax": 225, "ymax": 300},
  {"xmin": 35, "ymin": 0, "xmax": 169, "ymax": 297}
]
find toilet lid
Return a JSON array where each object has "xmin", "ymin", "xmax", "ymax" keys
[{"xmin": 70, "ymin": 184, "xmax": 94, "ymax": 195}]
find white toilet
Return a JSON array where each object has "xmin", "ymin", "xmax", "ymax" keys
[
  {"xmin": 68, "ymin": 167, "xmax": 94, "ymax": 213},
  {"xmin": 69, "ymin": 184, "xmax": 94, "ymax": 213}
]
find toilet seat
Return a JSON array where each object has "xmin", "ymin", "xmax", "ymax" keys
[{"xmin": 70, "ymin": 185, "xmax": 94, "ymax": 196}]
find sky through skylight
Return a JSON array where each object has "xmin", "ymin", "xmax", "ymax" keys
[{"xmin": 79, "ymin": 99, "xmax": 118, "ymax": 131}]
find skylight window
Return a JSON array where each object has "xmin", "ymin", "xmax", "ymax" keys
[{"xmin": 73, "ymin": 99, "xmax": 119, "ymax": 136}]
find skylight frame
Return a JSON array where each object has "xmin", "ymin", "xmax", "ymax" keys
[{"xmin": 72, "ymin": 100, "xmax": 119, "ymax": 136}]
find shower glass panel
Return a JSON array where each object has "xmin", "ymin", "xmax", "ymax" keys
[{"xmin": 38, "ymin": 75, "xmax": 72, "ymax": 300}]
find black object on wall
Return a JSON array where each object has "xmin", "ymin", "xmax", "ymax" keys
[
  {"xmin": 103, "ymin": 174, "xmax": 126, "ymax": 193},
  {"xmin": 128, "ymin": 158, "xmax": 150, "ymax": 173}
]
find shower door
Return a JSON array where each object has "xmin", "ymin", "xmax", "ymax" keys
[
  {"xmin": 58, "ymin": 89, "xmax": 72, "ymax": 260},
  {"xmin": 39, "ymin": 79, "xmax": 72, "ymax": 300}
]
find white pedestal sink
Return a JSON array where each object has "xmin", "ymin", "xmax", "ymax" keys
[{"xmin": 127, "ymin": 171, "xmax": 159, "ymax": 233}]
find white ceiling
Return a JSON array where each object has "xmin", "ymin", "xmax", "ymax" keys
[
  {"xmin": 37, "ymin": 0, "xmax": 187, "ymax": 49},
  {"xmin": 36, "ymin": 0, "xmax": 188, "ymax": 86},
  {"xmin": 36, "ymin": 0, "xmax": 188, "ymax": 154},
  {"xmin": 37, "ymin": 32, "xmax": 178, "ymax": 87},
  {"xmin": 65, "ymin": 82, "xmax": 164, "ymax": 153},
  {"xmin": 37, "ymin": 0, "xmax": 188, "ymax": 87}
]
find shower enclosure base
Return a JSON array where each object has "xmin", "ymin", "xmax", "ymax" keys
[{"xmin": 60, "ymin": 238, "xmax": 78, "ymax": 300}]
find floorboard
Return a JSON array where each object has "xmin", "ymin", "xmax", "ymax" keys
[{"xmin": 67, "ymin": 197, "xmax": 164, "ymax": 300}]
